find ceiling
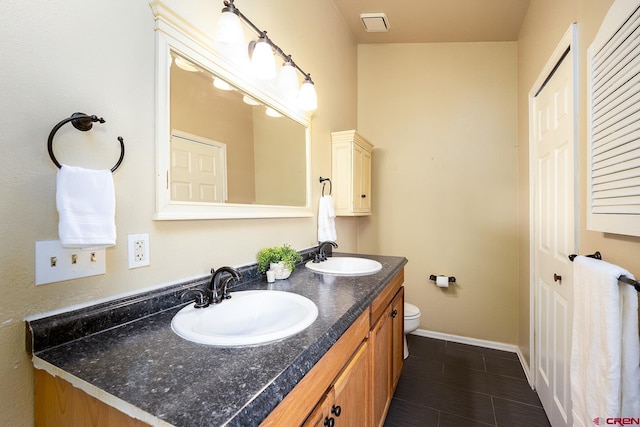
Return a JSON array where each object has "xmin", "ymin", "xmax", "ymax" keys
[{"xmin": 331, "ymin": 0, "xmax": 531, "ymax": 44}]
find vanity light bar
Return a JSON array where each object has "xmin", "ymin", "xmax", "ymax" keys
[{"xmin": 215, "ymin": 0, "xmax": 317, "ymax": 111}]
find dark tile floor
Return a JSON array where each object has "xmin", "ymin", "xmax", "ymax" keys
[{"xmin": 384, "ymin": 335, "xmax": 551, "ymax": 427}]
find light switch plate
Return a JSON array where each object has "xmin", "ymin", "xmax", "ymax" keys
[{"xmin": 35, "ymin": 240, "xmax": 106, "ymax": 286}]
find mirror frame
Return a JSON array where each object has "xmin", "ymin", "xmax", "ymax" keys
[{"xmin": 151, "ymin": 0, "xmax": 313, "ymax": 220}]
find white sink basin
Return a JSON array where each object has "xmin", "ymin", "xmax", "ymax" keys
[
  {"xmin": 305, "ymin": 257, "xmax": 383, "ymax": 276},
  {"xmin": 171, "ymin": 290, "xmax": 318, "ymax": 346}
]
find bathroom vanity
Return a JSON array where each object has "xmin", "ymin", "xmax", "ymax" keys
[{"xmin": 27, "ymin": 254, "xmax": 407, "ymax": 426}]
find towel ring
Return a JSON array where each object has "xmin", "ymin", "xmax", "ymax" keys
[
  {"xmin": 319, "ymin": 176, "xmax": 332, "ymax": 196},
  {"xmin": 47, "ymin": 112, "xmax": 125, "ymax": 172}
]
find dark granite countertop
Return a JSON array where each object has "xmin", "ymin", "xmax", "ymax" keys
[{"xmin": 28, "ymin": 253, "xmax": 407, "ymax": 426}]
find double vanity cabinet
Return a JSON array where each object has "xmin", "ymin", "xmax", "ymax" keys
[{"xmin": 28, "ymin": 255, "xmax": 407, "ymax": 426}]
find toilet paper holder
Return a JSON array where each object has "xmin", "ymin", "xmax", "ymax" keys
[{"xmin": 429, "ymin": 275, "xmax": 456, "ymax": 283}]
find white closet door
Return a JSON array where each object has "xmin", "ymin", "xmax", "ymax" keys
[{"xmin": 533, "ymin": 39, "xmax": 576, "ymax": 427}]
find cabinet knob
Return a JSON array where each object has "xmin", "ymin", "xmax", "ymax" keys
[
  {"xmin": 324, "ymin": 416, "xmax": 335, "ymax": 427},
  {"xmin": 391, "ymin": 309, "xmax": 398, "ymax": 318},
  {"xmin": 331, "ymin": 405, "xmax": 342, "ymax": 417},
  {"xmin": 361, "ymin": 194, "xmax": 367, "ymax": 198},
  {"xmin": 554, "ymin": 273, "xmax": 562, "ymax": 283}
]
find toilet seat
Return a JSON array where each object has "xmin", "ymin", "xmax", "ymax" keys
[{"xmin": 404, "ymin": 302, "xmax": 421, "ymax": 319}]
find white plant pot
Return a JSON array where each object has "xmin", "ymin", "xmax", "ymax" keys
[{"xmin": 270, "ymin": 262, "xmax": 292, "ymax": 280}]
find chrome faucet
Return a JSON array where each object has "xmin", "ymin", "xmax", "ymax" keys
[
  {"xmin": 209, "ymin": 266, "xmax": 242, "ymax": 303},
  {"xmin": 314, "ymin": 241, "xmax": 338, "ymax": 263}
]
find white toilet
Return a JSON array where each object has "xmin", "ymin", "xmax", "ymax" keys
[{"xmin": 403, "ymin": 302, "xmax": 421, "ymax": 359}]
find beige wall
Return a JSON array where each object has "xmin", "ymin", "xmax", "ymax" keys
[
  {"xmin": 0, "ymin": 0, "xmax": 357, "ymax": 424},
  {"xmin": 515, "ymin": 0, "xmax": 640, "ymax": 367},
  {"xmin": 357, "ymin": 42, "xmax": 520, "ymax": 344}
]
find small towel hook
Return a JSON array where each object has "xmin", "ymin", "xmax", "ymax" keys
[{"xmin": 47, "ymin": 112, "xmax": 125, "ymax": 172}]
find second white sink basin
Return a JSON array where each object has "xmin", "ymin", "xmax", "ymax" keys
[
  {"xmin": 305, "ymin": 257, "xmax": 383, "ymax": 276},
  {"xmin": 171, "ymin": 290, "xmax": 318, "ymax": 346}
]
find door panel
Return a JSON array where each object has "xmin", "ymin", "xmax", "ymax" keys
[
  {"xmin": 170, "ymin": 133, "xmax": 226, "ymax": 203},
  {"xmin": 533, "ymin": 50, "xmax": 575, "ymax": 427}
]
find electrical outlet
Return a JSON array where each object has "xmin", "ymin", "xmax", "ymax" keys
[
  {"xmin": 134, "ymin": 240, "xmax": 145, "ymax": 261},
  {"xmin": 128, "ymin": 233, "xmax": 150, "ymax": 269},
  {"xmin": 35, "ymin": 240, "xmax": 106, "ymax": 285}
]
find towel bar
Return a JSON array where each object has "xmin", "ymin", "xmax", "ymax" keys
[
  {"xmin": 568, "ymin": 252, "xmax": 640, "ymax": 292},
  {"xmin": 48, "ymin": 112, "xmax": 125, "ymax": 172}
]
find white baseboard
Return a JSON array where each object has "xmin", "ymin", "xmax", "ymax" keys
[
  {"xmin": 410, "ymin": 328, "xmax": 534, "ymax": 388},
  {"xmin": 516, "ymin": 347, "xmax": 534, "ymax": 388}
]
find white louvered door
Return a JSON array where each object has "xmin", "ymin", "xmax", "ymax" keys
[
  {"xmin": 589, "ymin": 2, "xmax": 640, "ymax": 236},
  {"xmin": 532, "ymin": 38, "xmax": 576, "ymax": 427}
]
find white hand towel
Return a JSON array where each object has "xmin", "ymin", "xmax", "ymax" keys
[
  {"xmin": 325, "ymin": 194, "xmax": 335, "ymax": 218},
  {"xmin": 56, "ymin": 164, "xmax": 116, "ymax": 248},
  {"xmin": 317, "ymin": 195, "xmax": 337, "ymax": 242},
  {"xmin": 570, "ymin": 256, "xmax": 640, "ymax": 425}
]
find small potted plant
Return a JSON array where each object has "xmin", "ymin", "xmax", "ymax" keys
[{"xmin": 257, "ymin": 244, "xmax": 303, "ymax": 279}]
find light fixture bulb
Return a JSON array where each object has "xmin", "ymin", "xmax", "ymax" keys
[
  {"xmin": 174, "ymin": 56, "xmax": 198, "ymax": 72},
  {"xmin": 242, "ymin": 95, "xmax": 260, "ymax": 106},
  {"xmin": 250, "ymin": 35, "xmax": 276, "ymax": 80},
  {"xmin": 278, "ymin": 60, "xmax": 299, "ymax": 102},
  {"xmin": 213, "ymin": 7, "xmax": 248, "ymax": 67},
  {"xmin": 298, "ymin": 76, "xmax": 317, "ymax": 112},
  {"xmin": 213, "ymin": 77, "xmax": 234, "ymax": 91},
  {"xmin": 266, "ymin": 107, "xmax": 283, "ymax": 117}
]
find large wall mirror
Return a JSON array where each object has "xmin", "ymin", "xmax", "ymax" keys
[{"xmin": 152, "ymin": 1, "xmax": 312, "ymax": 219}]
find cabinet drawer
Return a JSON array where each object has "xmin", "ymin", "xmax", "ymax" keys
[{"xmin": 370, "ymin": 270, "xmax": 404, "ymax": 326}]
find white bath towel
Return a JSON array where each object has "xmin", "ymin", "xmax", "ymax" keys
[
  {"xmin": 317, "ymin": 195, "xmax": 337, "ymax": 242},
  {"xmin": 56, "ymin": 164, "xmax": 116, "ymax": 248},
  {"xmin": 570, "ymin": 256, "xmax": 640, "ymax": 425}
]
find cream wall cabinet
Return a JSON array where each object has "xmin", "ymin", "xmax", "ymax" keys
[{"xmin": 331, "ymin": 130, "xmax": 374, "ymax": 216}]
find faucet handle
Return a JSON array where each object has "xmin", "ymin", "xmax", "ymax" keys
[
  {"xmin": 220, "ymin": 276, "xmax": 234, "ymax": 300},
  {"xmin": 180, "ymin": 289, "xmax": 210, "ymax": 308}
]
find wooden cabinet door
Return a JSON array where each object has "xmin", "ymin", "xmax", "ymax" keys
[
  {"xmin": 35, "ymin": 369, "xmax": 150, "ymax": 427},
  {"xmin": 333, "ymin": 341, "xmax": 370, "ymax": 426},
  {"xmin": 390, "ymin": 288, "xmax": 404, "ymax": 391},
  {"xmin": 304, "ymin": 342, "xmax": 370, "ymax": 427},
  {"xmin": 370, "ymin": 307, "xmax": 392, "ymax": 427},
  {"xmin": 303, "ymin": 389, "xmax": 334, "ymax": 427}
]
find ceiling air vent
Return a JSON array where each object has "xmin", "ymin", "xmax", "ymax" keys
[{"xmin": 360, "ymin": 13, "xmax": 390, "ymax": 32}]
